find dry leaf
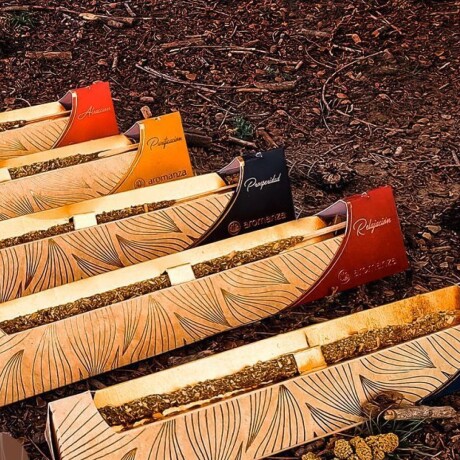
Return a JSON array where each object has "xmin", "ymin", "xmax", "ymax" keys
[
  {"xmin": 79, "ymin": 12, "xmax": 99, "ymax": 21},
  {"xmin": 351, "ymin": 33, "xmax": 361, "ymax": 44}
]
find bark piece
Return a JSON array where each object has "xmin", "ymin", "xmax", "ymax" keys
[{"xmin": 25, "ymin": 51, "xmax": 72, "ymax": 60}]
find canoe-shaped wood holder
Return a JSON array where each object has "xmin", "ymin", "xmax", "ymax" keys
[
  {"xmin": 0, "ymin": 148, "xmax": 293, "ymax": 300},
  {"xmin": 0, "ymin": 111, "xmax": 193, "ymax": 220},
  {"xmin": 0, "ymin": 81, "xmax": 118, "ymax": 160},
  {"xmin": 46, "ymin": 286, "xmax": 460, "ymax": 460},
  {"xmin": 0, "ymin": 186, "xmax": 407, "ymax": 406}
]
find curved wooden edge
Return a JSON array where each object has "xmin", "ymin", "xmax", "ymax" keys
[
  {"xmin": 47, "ymin": 312, "xmax": 460, "ymax": 460},
  {"xmin": 0, "ymin": 190, "xmax": 235, "ymax": 306},
  {"xmin": 94, "ymin": 285, "xmax": 460, "ymax": 407},
  {"xmin": 0, "ymin": 229, "xmax": 338, "ymax": 405},
  {"xmin": 0, "ymin": 134, "xmax": 130, "ymax": 169},
  {"xmin": 0, "ymin": 102, "xmax": 66, "ymax": 124},
  {"xmin": 0, "ymin": 173, "xmax": 226, "ymax": 237},
  {"xmin": 0, "ymin": 216, "xmax": 326, "ymax": 322}
]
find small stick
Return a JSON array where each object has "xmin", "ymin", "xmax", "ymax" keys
[
  {"xmin": 227, "ymin": 136, "xmax": 257, "ymax": 148},
  {"xmin": 25, "ymin": 51, "xmax": 72, "ymax": 60},
  {"xmin": 321, "ymin": 50, "xmax": 385, "ymax": 112},
  {"xmin": 135, "ymin": 64, "xmax": 248, "ymax": 90},
  {"xmin": 254, "ymin": 80, "xmax": 298, "ymax": 92},
  {"xmin": 384, "ymin": 405, "xmax": 457, "ymax": 421},
  {"xmin": 0, "ymin": 5, "xmax": 150, "ymax": 21}
]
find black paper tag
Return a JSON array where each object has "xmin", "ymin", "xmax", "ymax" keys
[{"xmin": 200, "ymin": 147, "xmax": 295, "ymax": 244}]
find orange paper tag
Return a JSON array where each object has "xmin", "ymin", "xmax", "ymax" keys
[{"xmin": 115, "ymin": 112, "xmax": 193, "ymax": 192}]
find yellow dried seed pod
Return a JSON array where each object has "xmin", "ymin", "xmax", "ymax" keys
[
  {"xmin": 350, "ymin": 437, "xmax": 373, "ymax": 460},
  {"xmin": 372, "ymin": 449, "xmax": 385, "ymax": 460},
  {"xmin": 379, "ymin": 433, "xmax": 399, "ymax": 453},
  {"xmin": 302, "ymin": 453, "xmax": 322, "ymax": 460},
  {"xmin": 334, "ymin": 439, "xmax": 354, "ymax": 459}
]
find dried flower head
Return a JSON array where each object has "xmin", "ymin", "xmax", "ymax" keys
[
  {"xmin": 334, "ymin": 439, "xmax": 354, "ymax": 459},
  {"xmin": 302, "ymin": 453, "xmax": 321, "ymax": 460},
  {"xmin": 350, "ymin": 437, "xmax": 373, "ymax": 460},
  {"xmin": 366, "ymin": 433, "xmax": 399, "ymax": 454}
]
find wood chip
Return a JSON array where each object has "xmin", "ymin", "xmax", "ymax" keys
[
  {"xmin": 25, "ymin": 51, "xmax": 72, "ymax": 60},
  {"xmin": 254, "ymin": 80, "xmax": 298, "ymax": 92}
]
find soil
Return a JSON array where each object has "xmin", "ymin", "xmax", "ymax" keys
[
  {"xmin": 0, "ymin": 236, "xmax": 303, "ymax": 333},
  {"xmin": 99, "ymin": 354, "xmax": 298, "ymax": 429},
  {"xmin": 0, "ymin": 0, "xmax": 459, "ymax": 459}
]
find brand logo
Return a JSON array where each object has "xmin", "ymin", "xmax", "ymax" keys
[
  {"xmin": 353, "ymin": 217, "xmax": 392, "ymax": 236},
  {"xmin": 148, "ymin": 170, "xmax": 188, "ymax": 185},
  {"xmin": 243, "ymin": 173, "xmax": 282, "ymax": 193},
  {"xmin": 147, "ymin": 136, "xmax": 183, "ymax": 149},
  {"xmin": 228, "ymin": 221, "xmax": 242, "ymax": 236},
  {"xmin": 338, "ymin": 269, "xmax": 351, "ymax": 284},
  {"xmin": 77, "ymin": 106, "xmax": 111, "ymax": 120},
  {"xmin": 134, "ymin": 178, "xmax": 146, "ymax": 189}
]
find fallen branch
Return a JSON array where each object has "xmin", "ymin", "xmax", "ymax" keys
[
  {"xmin": 257, "ymin": 128, "xmax": 278, "ymax": 148},
  {"xmin": 236, "ymin": 88, "xmax": 268, "ymax": 93},
  {"xmin": 185, "ymin": 129, "xmax": 213, "ymax": 148},
  {"xmin": 185, "ymin": 133, "xmax": 212, "ymax": 148},
  {"xmin": 384, "ymin": 405, "xmax": 457, "ymax": 421}
]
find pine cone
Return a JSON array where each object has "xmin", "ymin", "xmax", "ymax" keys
[{"xmin": 309, "ymin": 159, "xmax": 355, "ymax": 192}]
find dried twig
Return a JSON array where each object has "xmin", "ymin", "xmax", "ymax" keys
[
  {"xmin": 321, "ymin": 50, "xmax": 385, "ymax": 112},
  {"xmin": 254, "ymin": 80, "xmax": 298, "ymax": 92},
  {"xmin": 227, "ymin": 136, "xmax": 257, "ymax": 148},
  {"xmin": 135, "ymin": 64, "xmax": 248, "ymax": 90},
  {"xmin": 384, "ymin": 406, "xmax": 457, "ymax": 421},
  {"xmin": 185, "ymin": 129, "xmax": 213, "ymax": 148},
  {"xmin": 25, "ymin": 51, "xmax": 72, "ymax": 60},
  {"xmin": 0, "ymin": 5, "xmax": 147, "ymax": 21}
]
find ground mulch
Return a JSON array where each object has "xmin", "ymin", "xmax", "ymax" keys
[{"xmin": 0, "ymin": 0, "xmax": 459, "ymax": 459}]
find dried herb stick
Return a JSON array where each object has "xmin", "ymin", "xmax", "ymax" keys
[{"xmin": 99, "ymin": 354, "xmax": 299, "ymax": 429}]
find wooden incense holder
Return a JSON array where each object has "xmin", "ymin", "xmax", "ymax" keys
[
  {"xmin": 0, "ymin": 81, "xmax": 118, "ymax": 159},
  {"xmin": 0, "ymin": 149, "xmax": 291, "ymax": 300},
  {"xmin": 0, "ymin": 112, "xmax": 193, "ymax": 220},
  {"xmin": 46, "ymin": 286, "xmax": 460, "ymax": 460},
  {"xmin": 0, "ymin": 187, "xmax": 407, "ymax": 406}
]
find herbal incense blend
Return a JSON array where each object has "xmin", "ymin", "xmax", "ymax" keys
[
  {"xmin": 8, "ymin": 152, "xmax": 102, "ymax": 179},
  {"xmin": 97, "ymin": 311, "xmax": 458, "ymax": 430},
  {"xmin": 321, "ymin": 311, "xmax": 458, "ymax": 364},
  {"xmin": 0, "ymin": 200, "xmax": 176, "ymax": 250},
  {"xmin": 0, "ymin": 236, "xmax": 304, "ymax": 333},
  {"xmin": 99, "ymin": 355, "xmax": 299, "ymax": 429}
]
